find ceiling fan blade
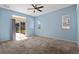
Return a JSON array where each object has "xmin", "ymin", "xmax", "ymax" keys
[
  {"xmin": 38, "ymin": 6, "xmax": 44, "ymax": 8},
  {"xmin": 27, "ymin": 8, "xmax": 34, "ymax": 10},
  {"xmin": 32, "ymin": 4, "xmax": 35, "ymax": 8},
  {"xmin": 37, "ymin": 9, "xmax": 42, "ymax": 12},
  {"xmin": 39, "ymin": 10, "xmax": 42, "ymax": 12}
]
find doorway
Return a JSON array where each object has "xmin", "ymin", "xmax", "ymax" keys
[{"xmin": 11, "ymin": 15, "xmax": 28, "ymax": 41}]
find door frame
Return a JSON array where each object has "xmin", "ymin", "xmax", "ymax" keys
[
  {"xmin": 10, "ymin": 15, "xmax": 27, "ymax": 40},
  {"xmin": 10, "ymin": 19, "xmax": 16, "ymax": 40}
]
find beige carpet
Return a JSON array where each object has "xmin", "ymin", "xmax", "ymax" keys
[{"xmin": 0, "ymin": 36, "xmax": 79, "ymax": 54}]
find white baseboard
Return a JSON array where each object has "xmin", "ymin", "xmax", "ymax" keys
[
  {"xmin": 35, "ymin": 35, "xmax": 77, "ymax": 43},
  {"xmin": 51, "ymin": 36, "xmax": 77, "ymax": 43}
]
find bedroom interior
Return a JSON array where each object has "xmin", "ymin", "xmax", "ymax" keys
[{"xmin": 0, "ymin": 4, "xmax": 79, "ymax": 54}]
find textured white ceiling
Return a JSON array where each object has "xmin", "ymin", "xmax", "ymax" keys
[{"xmin": 0, "ymin": 4, "xmax": 74, "ymax": 16}]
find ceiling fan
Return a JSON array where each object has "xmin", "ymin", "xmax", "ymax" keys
[{"xmin": 27, "ymin": 4, "xmax": 44, "ymax": 13}]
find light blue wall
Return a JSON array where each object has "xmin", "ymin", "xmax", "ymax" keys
[
  {"xmin": 0, "ymin": 5, "xmax": 77, "ymax": 42},
  {"xmin": 35, "ymin": 5, "xmax": 77, "ymax": 42},
  {"xmin": 27, "ymin": 16, "xmax": 35, "ymax": 36},
  {"xmin": 0, "ymin": 8, "xmax": 34, "ymax": 41},
  {"xmin": 0, "ymin": 9, "xmax": 1, "ymax": 30},
  {"xmin": 77, "ymin": 4, "xmax": 79, "ymax": 46}
]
